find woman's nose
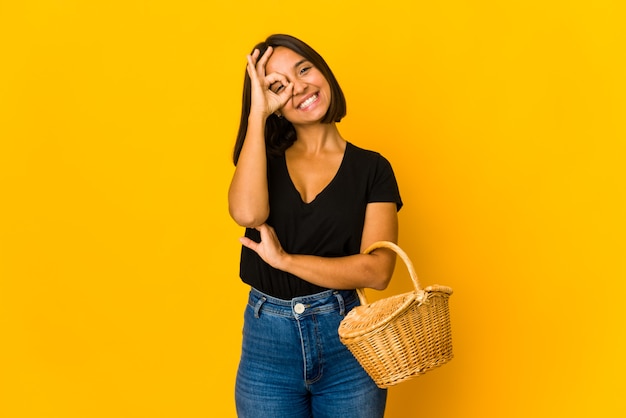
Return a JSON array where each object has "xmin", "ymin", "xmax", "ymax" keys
[{"xmin": 292, "ymin": 80, "xmax": 307, "ymax": 95}]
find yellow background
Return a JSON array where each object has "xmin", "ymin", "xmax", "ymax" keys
[{"xmin": 1, "ymin": 1, "xmax": 624, "ymax": 417}]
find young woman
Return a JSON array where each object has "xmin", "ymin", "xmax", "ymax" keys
[{"xmin": 228, "ymin": 34, "xmax": 403, "ymax": 418}]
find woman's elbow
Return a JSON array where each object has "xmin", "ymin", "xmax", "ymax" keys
[
  {"xmin": 229, "ymin": 206, "xmax": 269, "ymax": 228},
  {"xmin": 369, "ymin": 272, "xmax": 393, "ymax": 291},
  {"xmin": 366, "ymin": 253, "xmax": 396, "ymax": 291}
]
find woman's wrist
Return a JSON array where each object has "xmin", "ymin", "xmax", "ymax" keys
[
  {"xmin": 248, "ymin": 109, "xmax": 270, "ymax": 123},
  {"xmin": 273, "ymin": 250, "xmax": 292, "ymax": 273}
]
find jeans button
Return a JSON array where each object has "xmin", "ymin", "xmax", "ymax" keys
[{"xmin": 294, "ymin": 303, "xmax": 305, "ymax": 314}]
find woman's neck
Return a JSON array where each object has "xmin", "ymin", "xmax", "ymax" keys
[{"xmin": 291, "ymin": 123, "xmax": 344, "ymax": 155}]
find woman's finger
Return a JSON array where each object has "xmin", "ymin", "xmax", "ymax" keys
[
  {"xmin": 255, "ymin": 46, "xmax": 273, "ymax": 78},
  {"xmin": 276, "ymin": 82, "xmax": 294, "ymax": 103},
  {"xmin": 264, "ymin": 72, "xmax": 289, "ymax": 91},
  {"xmin": 246, "ymin": 50, "xmax": 261, "ymax": 82},
  {"xmin": 239, "ymin": 236, "xmax": 257, "ymax": 251}
]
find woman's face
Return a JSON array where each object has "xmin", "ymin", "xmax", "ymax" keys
[{"xmin": 265, "ymin": 47, "xmax": 332, "ymax": 125}]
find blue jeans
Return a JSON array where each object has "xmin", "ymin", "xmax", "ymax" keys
[{"xmin": 235, "ymin": 287, "xmax": 387, "ymax": 418}]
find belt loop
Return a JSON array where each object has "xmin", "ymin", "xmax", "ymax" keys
[
  {"xmin": 334, "ymin": 291, "xmax": 345, "ymax": 316},
  {"xmin": 254, "ymin": 296, "xmax": 266, "ymax": 318}
]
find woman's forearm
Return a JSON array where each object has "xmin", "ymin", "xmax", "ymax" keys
[
  {"xmin": 228, "ymin": 115, "xmax": 270, "ymax": 227},
  {"xmin": 239, "ymin": 203, "xmax": 400, "ymax": 290},
  {"xmin": 277, "ymin": 251, "xmax": 397, "ymax": 291}
]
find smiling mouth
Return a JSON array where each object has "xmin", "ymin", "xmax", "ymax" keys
[{"xmin": 298, "ymin": 93, "xmax": 319, "ymax": 110}]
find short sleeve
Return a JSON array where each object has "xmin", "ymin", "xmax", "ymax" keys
[{"xmin": 369, "ymin": 154, "xmax": 403, "ymax": 211}]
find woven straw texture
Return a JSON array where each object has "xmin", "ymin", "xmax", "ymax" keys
[{"xmin": 338, "ymin": 241, "xmax": 453, "ymax": 388}]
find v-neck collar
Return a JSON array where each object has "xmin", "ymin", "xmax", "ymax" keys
[{"xmin": 284, "ymin": 142, "xmax": 350, "ymax": 206}]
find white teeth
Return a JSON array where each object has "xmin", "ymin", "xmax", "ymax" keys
[{"xmin": 299, "ymin": 94, "xmax": 318, "ymax": 109}]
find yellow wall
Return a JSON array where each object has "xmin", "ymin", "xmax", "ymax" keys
[{"xmin": 1, "ymin": 1, "xmax": 624, "ymax": 417}]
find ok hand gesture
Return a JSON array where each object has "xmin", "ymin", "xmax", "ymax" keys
[{"xmin": 246, "ymin": 46, "xmax": 294, "ymax": 119}]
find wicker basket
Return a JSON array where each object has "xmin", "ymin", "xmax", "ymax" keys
[{"xmin": 338, "ymin": 241, "xmax": 453, "ymax": 388}]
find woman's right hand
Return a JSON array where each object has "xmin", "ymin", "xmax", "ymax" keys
[{"xmin": 246, "ymin": 46, "xmax": 294, "ymax": 119}]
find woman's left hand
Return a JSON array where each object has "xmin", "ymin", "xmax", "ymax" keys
[{"xmin": 239, "ymin": 223, "xmax": 287, "ymax": 270}]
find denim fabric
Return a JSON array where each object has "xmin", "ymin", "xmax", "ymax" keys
[{"xmin": 235, "ymin": 287, "xmax": 387, "ymax": 418}]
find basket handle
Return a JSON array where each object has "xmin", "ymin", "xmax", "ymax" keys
[{"xmin": 357, "ymin": 241, "xmax": 423, "ymax": 305}]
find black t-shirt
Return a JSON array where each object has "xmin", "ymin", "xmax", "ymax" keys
[{"xmin": 239, "ymin": 142, "xmax": 403, "ymax": 299}]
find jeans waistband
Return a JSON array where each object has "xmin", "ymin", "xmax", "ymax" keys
[{"xmin": 248, "ymin": 287, "xmax": 359, "ymax": 319}]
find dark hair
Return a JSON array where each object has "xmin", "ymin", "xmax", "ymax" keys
[{"xmin": 232, "ymin": 34, "xmax": 347, "ymax": 165}]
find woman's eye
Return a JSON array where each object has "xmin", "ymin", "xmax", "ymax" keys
[
  {"xmin": 300, "ymin": 66, "xmax": 311, "ymax": 75},
  {"xmin": 271, "ymin": 84, "xmax": 284, "ymax": 93}
]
